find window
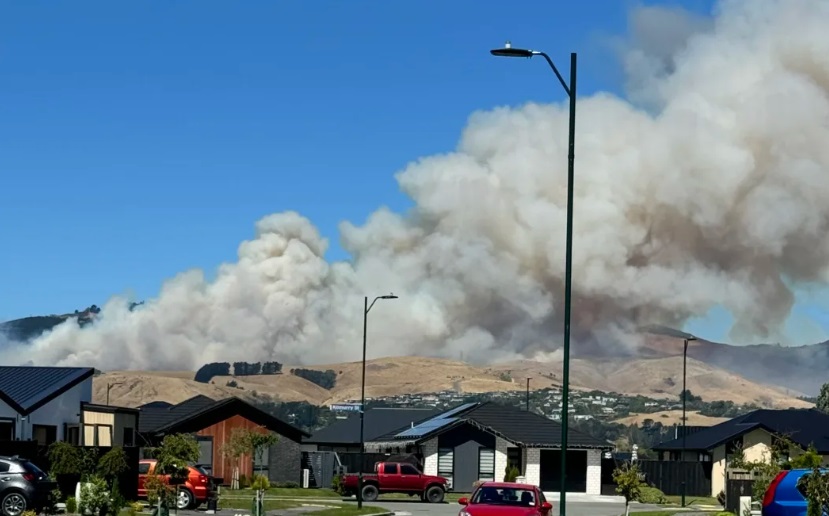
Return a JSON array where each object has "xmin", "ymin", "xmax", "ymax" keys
[
  {"xmin": 123, "ymin": 428, "xmax": 135, "ymax": 447},
  {"xmin": 65, "ymin": 425, "xmax": 80, "ymax": 445},
  {"xmin": 698, "ymin": 452, "xmax": 712, "ymax": 462},
  {"xmin": 196, "ymin": 437, "xmax": 213, "ymax": 475},
  {"xmin": 471, "ymin": 486, "xmax": 538, "ymax": 506},
  {"xmin": 253, "ymin": 446, "xmax": 269, "ymax": 474},
  {"xmin": 400, "ymin": 464, "xmax": 419, "ymax": 475},
  {"xmin": 32, "ymin": 425, "xmax": 57, "ymax": 446},
  {"xmin": 438, "ymin": 449, "xmax": 454, "ymax": 490},
  {"xmin": 0, "ymin": 461, "xmax": 9, "ymax": 473},
  {"xmin": 478, "ymin": 448, "xmax": 495, "ymax": 481},
  {"xmin": 0, "ymin": 420, "xmax": 13, "ymax": 441},
  {"xmin": 507, "ymin": 447, "xmax": 523, "ymax": 474},
  {"xmin": 383, "ymin": 464, "xmax": 397, "ymax": 474},
  {"xmin": 138, "ymin": 463, "xmax": 151, "ymax": 475},
  {"xmin": 83, "ymin": 424, "xmax": 112, "ymax": 446}
]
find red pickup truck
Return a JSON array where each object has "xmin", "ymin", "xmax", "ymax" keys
[{"xmin": 341, "ymin": 461, "xmax": 448, "ymax": 503}]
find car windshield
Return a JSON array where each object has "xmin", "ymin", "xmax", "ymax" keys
[{"xmin": 472, "ymin": 486, "xmax": 537, "ymax": 506}]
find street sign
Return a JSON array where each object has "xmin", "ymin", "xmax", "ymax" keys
[{"xmin": 330, "ymin": 403, "xmax": 362, "ymax": 412}]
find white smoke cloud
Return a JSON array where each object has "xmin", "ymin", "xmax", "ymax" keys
[{"xmin": 4, "ymin": 0, "xmax": 829, "ymax": 370}]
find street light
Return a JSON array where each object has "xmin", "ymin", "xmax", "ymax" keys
[
  {"xmin": 490, "ymin": 41, "xmax": 576, "ymax": 516},
  {"xmin": 106, "ymin": 381, "xmax": 124, "ymax": 405},
  {"xmin": 526, "ymin": 378, "xmax": 532, "ymax": 412},
  {"xmin": 357, "ymin": 293, "xmax": 398, "ymax": 509},
  {"xmin": 681, "ymin": 334, "xmax": 697, "ymax": 508}
]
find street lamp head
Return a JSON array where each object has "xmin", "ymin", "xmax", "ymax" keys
[
  {"xmin": 490, "ymin": 40, "xmax": 534, "ymax": 58},
  {"xmin": 379, "ymin": 293, "xmax": 398, "ymax": 300}
]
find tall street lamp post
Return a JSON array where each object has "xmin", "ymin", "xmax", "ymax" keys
[
  {"xmin": 357, "ymin": 294, "xmax": 398, "ymax": 509},
  {"xmin": 526, "ymin": 378, "xmax": 532, "ymax": 411},
  {"xmin": 490, "ymin": 41, "xmax": 576, "ymax": 516},
  {"xmin": 681, "ymin": 334, "xmax": 697, "ymax": 507}
]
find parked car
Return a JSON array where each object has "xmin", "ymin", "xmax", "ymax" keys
[
  {"xmin": 341, "ymin": 461, "xmax": 448, "ymax": 503},
  {"xmin": 137, "ymin": 459, "xmax": 217, "ymax": 510},
  {"xmin": 458, "ymin": 482, "xmax": 552, "ymax": 516},
  {"xmin": 761, "ymin": 468, "xmax": 821, "ymax": 515},
  {"xmin": 0, "ymin": 455, "xmax": 57, "ymax": 516}
]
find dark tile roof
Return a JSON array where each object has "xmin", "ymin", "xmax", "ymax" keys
[
  {"xmin": 0, "ymin": 366, "xmax": 95, "ymax": 415},
  {"xmin": 138, "ymin": 395, "xmax": 310, "ymax": 442},
  {"xmin": 370, "ymin": 402, "xmax": 609, "ymax": 449},
  {"xmin": 654, "ymin": 409, "xmax": 829, "ymax": 453},
  {"xmin": 305, "ymin": 408, "xmax": 441, "ymax": 445},
  {"xmin": 463, "ymin": 402, "xmax": 609, "ymax": 448},
  {"xmin": 138, "ymin": 395, "xmax": 217, "ymax": 433}
]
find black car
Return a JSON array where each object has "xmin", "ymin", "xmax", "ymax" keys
[{"xmin": 0, "ymin": 456, "xmax": 55, "ymax": 516}]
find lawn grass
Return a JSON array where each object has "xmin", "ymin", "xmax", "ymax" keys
[
  {"xmin": 661, "ymin": 495, "xmax": 720, "ymax": 506},
  {"xmin": 310, "ymin": 507, "xmax": 389, "ymax": 516}
]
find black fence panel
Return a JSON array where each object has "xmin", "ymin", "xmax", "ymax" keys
[
  {"xmin": 336, "ymin": 452, "xmax": 397, "ymax": 474},
  {"xmin": 726, "ymin": 479, "xmax": 753, "ymax": 513},
  {"xmin": 636, "ymin": 460, "xmax": 713, "ymax": 497}
]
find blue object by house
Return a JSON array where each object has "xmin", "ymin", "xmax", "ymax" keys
[{"xmin": 761, "ymin": 468, "xmax": 826, "ymax": 515}]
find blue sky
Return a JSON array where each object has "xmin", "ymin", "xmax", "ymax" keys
[{"xmin": 2, "ymin": 0, "xmax": 827, "ymax": 344}]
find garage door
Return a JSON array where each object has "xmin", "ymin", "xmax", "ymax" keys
[{"xmin": 539, "ymin": 450, "xmax": 587, "ymax": 493}]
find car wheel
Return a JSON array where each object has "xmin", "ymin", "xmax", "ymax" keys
[
  {"xmin": 361, "ymin": 484, "xmax": 379, "ymax": 502},
  {"xmin": 425, "ymin": 485, "xmax": 445, "ymax": 504},
  {"xmin": 177, "ymin": 488, "xmax": 194, "ymax": 510},
  {"xmin": 1, "ymin": 492, "xmax": 28, "ymax": 516}
]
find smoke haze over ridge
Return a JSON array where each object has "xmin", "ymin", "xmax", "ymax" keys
[{"xmin": 4, "ymin": 0, "xmax": 829, "ymax": 370}]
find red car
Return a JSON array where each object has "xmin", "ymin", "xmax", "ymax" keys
[
  {"xmin": 341, "ymin": 461, "xmax": 448, "ymax": 503},
  {"xmin": 137, "ymin": 459, "xmax": 216, "ymax": 510},
  {"xmin": 458, "ymin": 482, "xmax": 553, "ymax": 516}
]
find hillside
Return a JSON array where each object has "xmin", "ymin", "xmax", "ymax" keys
[
  {"xmin": 94, "ymin": 355, "xmax": 812, "ymax": 410},
  {"xmin": 612, "ymin": 410, "xmax": 730, "ymax": 427}
]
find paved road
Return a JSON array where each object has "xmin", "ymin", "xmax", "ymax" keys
[{"xmin": 358, "ymin": 499, "xmax": 669, "ymax": 516}]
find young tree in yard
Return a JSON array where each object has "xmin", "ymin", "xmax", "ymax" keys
[
  {"xmin": 612, "ymin": 462, "xmax": 643, "ymax": 516},
  {"xmin": 817, "ymin": 382, "xmax": 829, "ymax": 414},
  {"xmin": 149, "ymin": 434, "xmax": 201, "ymax": 514},
  {"xmin": 221, "ymin": 427, "xmax": 279, "ymax": 490},
  {"xmin": 797, "ymin": 466, "xmax": 829, "ymax": 516}
]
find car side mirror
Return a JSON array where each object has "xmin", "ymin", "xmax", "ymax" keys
[
  {"xmin": 540, "ymin": 502, "xmax": 552, "ymax": 512},
  {"xmin": 458, "ymin": 498, "xmax": 469, "ymax": 506}
]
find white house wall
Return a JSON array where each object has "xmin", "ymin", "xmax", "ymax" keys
[
  {"xmin": 495, "ymin": 437, "xmax": 508, "ymax": 482},
  {"xmin": 586, "ymin": 449, "xmax": 602, "ymax": 495},
  {"xmin": 525, "ymin": 449, "xmax": 541, "ymax": 487},
  {"xmin": 6, "ymin": 377, "xmax": 91, "ymax": 441},
  {"xmin": 422, "ymin": 437, "xmax": 438, "ymax": 475}
]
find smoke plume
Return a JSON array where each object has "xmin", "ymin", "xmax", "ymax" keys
[{"xmin": 4, "ymin": 0, "xmax": 829, "ymax": 370}]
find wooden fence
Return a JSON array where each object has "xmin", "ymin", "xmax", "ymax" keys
[{"xmin": 636, "ymin": 460, "xmax": 713, "ymax": 497}]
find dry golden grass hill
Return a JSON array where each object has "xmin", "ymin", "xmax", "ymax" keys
[
  {"xmin": 612, "ymin": 410, "xmax": 730, "ymax": 427},
  {"xmin": 94, "ymin": 355, "xmax": 813, "ymax": 410}
]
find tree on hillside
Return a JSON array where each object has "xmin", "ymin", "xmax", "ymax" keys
[{"xmin": 816, "ymin": 382, "xmax": 829, "ymax": 413}]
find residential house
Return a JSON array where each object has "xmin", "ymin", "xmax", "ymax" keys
[
  {"xmin": 303, "ymin": 407, "xmax": 440, "ymax": 453},
  {"xmin": 80, "ymin": 402, "xmax": 140, "ymax": 447},
  {"xmin": 654, "ymin": 408, "xmax": 829, "ymax": 497},
  {"xmin": 365, "ymin": 402, "xmax": 610, "ymax": 494},
  {"xmin": 0, "ymin": 365, "xmax": 141, "ymax": 448},
  {"xmin": 138, "ymin": 395, "xmax": 309, "ymax": 485}
]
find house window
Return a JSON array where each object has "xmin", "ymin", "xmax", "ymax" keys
[
  {"xmin": 122, "ymin": 428, "xmax": 135, "ymax": 447},
  {"xmin": 698, "ymin": 452, "xmax": 712, "ymax": 462},
  {"xmin": 438, "ymin": 449, "xmax": 454, "ymax": 490},
  {"xmin": 507, "ymin": 447, "xmax": 523, "ymax": 474},
  {"xmin": 0, "ymin": 420, "xmax": 13, "ymax": 441},
  {"xmin": 196, "ymin": 437, "xmax": 213, "ymax": 474},
  {"xmin": 83, "ymin": 424, "xmax": 112, "ymax": 446},
  {"xmin": 253, "ymin": 446, "xmax": 269, "ymax": 474},
  {"xmin": 478, "ymin": 448, "xmax": 495, "ymax": 481},
  {"xmin": 32, "ymin": 425, "xmax": 57, "ymax": 446}
]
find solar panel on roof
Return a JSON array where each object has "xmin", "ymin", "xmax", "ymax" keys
[
  {"xmin": 396, "ymin": 417, "xmax": 457, "ymax": 438},
  {"xmin": 437, "ymin": 402, "xmax": 477, "ymax": 419}
]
